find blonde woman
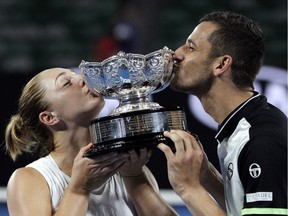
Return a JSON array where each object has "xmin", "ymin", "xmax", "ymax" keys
[{"xmin": 5, "ymin": 68, "xmax": 177, "ymax": 216}]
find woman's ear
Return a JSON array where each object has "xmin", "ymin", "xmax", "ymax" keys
[
  {"xmin": 213, "ymin": 55, "xmax": 233, "ymax": 76},
  {"xmin": 39, "ymin": 111, "xmax": 59, "ymax": 126}
]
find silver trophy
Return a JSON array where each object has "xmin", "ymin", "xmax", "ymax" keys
[{"xmin": 79, "ymin": 46, "xmax": 187, "ymax": 156}]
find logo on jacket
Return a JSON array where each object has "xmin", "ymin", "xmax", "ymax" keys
[
  {"xmin": 249, "ymin": 163, "xmax": 261, "ymax": 178},
  {"xmin": 227, "ymin": 163, "xmax": 234, "ymax": 180}
]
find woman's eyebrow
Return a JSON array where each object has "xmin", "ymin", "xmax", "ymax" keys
[{"xmin": 54, "ymin": 71, "xmax": 67, "ymax": 85}]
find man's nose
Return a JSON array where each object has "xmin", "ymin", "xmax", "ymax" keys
[{"xmin": 173, "ymin": 47, "xmax": 184, "ymax": 62}]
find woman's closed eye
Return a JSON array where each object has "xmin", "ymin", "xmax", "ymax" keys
[{"xmin": 63, "ymin": 78, "xmax": 72, "ymax": 87}]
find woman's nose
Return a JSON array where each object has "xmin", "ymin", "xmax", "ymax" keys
[{"xmin": 74, "ymin": 74, "xmax": 85, "ymax": 87}]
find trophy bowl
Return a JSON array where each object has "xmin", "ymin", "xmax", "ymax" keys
[{"xmin": 79, "ymin": 46, "xmax": 187, "ymax": 156}]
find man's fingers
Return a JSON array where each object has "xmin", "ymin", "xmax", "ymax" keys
[
  {"xmin": 157, "ymin": 142, "xmax": 174, "ymax": 158},
  {"xmin": 159, "ymin": 130, "xmax": 203, "ymax": 156},
  {"xmin": 163, "ymin": 130, "xmax": 186, "ymax": 153}
]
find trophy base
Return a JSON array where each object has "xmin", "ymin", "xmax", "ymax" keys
[
  {"xmin": 84, "ymin": 132, "xmax": 176, "ymax": 157},
  {"xmin": 86, "ymin": 107, "xmax": 187, "ymax": 156}
]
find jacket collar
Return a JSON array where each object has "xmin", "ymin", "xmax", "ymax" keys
[{"xmin": 215, "ymin": 91, "xmax": 267, "ymax": 142}]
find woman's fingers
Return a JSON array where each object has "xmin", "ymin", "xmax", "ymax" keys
[
  {"xmin": 90, "ymin": 152, "xmax": 129, "ymax": 168},
  {"xmin": 127, "ymin": 148, "xmax": 152, "ymax": 162},
  {"xmin": 97, "ymin": 158, "xmax": 127, "ymax": 177},
  {"xmin": 74, "ymin": 144, "xmax": 130, "ymax": 177},
  {"xmin": 76, "ymin": 143, "xmax": 93, "ymax": 159}
]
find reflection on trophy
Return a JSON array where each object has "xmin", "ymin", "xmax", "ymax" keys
[{"xmin": 79, "ymin": 46, "xmax": 187, "ymax": 156}]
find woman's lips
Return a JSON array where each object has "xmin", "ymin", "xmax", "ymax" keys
[
  {"xmin": 84, "ymin": 86, "xmax": 94, "ymax": 96},
  {"xmin": 85, "ymin": 87, "xmax": 100, "ymax": 97},
  {"xmin": 85, "ymin": 87, "xmax": 90, "ymax": 95}
]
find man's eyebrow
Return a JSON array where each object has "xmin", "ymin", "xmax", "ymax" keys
[
  {"xmin": 187, "ymin": 39, "xmax": 196, "ymax": 47},
  {"xmin": 54, "ymin": 71, "xmax": 67, "ymax": 85}
]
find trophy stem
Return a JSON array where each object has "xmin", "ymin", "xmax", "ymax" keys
[{"xmin": 111, "ymin": 94, "xmax": 162, "ymax": 115}]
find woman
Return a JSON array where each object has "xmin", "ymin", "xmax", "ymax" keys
[{"xmin": 5, "ymin": 68, "xmax": 177, "ymax": 216}]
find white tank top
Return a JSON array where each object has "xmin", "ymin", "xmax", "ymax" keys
[{"xmin": 27, "ymin": 155, "xmax": 137, "ymax": 216}]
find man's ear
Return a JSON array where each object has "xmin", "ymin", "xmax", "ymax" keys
[
  {"xmin": 39, "ymin": 111, "xmax": 59, "ymax": 126},
  {"xmin": 213, "ymin": 55, "xmax": 233, "ymax": 76}
]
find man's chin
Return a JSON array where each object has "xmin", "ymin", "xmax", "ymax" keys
[{"xmin": 170, "ymin": 80, "xmax": 183, "ymax": 92}]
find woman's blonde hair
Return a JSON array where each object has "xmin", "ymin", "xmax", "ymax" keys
[{"xmin": 5, "ymin": 72, "xmax": 54, "ymax": 161}]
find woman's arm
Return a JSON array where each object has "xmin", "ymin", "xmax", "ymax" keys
[
  {"xmin": 7, "ymin": 167, "xmax": 91, "ymax": 216},
  {"xmin": 7, "ymin": 144, "xmax": 129, "ymax": 216},
  {"xmin": 120, "ymin": 149, "xmax": 178, "ymax": 216},
  {"xmin": 54, "ymin": 144, "xmax": 129, "ymax": 216},
  {"xmin": 7, "ymin": 167, "xmax": 53, "ymax": 216}
]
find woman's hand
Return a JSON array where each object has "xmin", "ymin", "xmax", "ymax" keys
[
  {"xmin": 119, "ymin": 148, "xmax": 178, "ymax": 216},
  {"xmin": 70, "ymin": 143, "xmax": 129, "ymax": 195},
  {"xmin": 119, "ymin": 148, "xmax": 152, "ymax": 177}
]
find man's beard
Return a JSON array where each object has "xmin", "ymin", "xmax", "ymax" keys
[{"xmin": 170, "ymin": 70, "xmax": 214, "ymax": 97}]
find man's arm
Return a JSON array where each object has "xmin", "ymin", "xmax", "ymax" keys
[
  {"xmin": 158, "ymin": 130, "xmax": 226, "ymax": 216},
  {"xmin": 199, "ymin": 146, "xmax": 226, "ymax": 210}
]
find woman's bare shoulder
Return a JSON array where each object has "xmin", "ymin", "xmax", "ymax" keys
[
  {"xmin": 8, "ymin": 166, "xmax": 46, "ymax": 188},
  {"xmin": 7, "ymin": 167, "xmax": 52, "ymax": 215}
]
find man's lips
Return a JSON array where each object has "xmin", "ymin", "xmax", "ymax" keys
[{"xmin": 173, "ymin": 62, "xmax": 180, "ymax": 72}]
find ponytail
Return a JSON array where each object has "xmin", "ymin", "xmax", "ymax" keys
[
  {"xmin": 5, "ymin": 115, "xmax": 39, "ymax": 160},
  {"xmin": 5, "ymin": 73, "xmax": 54, "ymax": 161}
]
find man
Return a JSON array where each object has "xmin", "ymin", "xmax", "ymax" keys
[{"xmin": 158, "ymin": 11, "xmax": 287, "ymax": 216}]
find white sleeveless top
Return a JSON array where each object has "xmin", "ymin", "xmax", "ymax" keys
[{"xmin": 27, "ymin": 155, "xmax": 137, "ymax": 216}]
